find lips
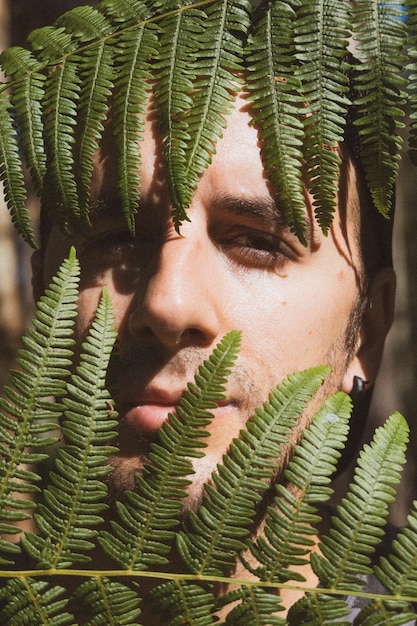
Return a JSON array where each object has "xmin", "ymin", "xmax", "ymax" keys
[
  {"xmin": 123, "ymin": 402, "xmax": 178, "ymax": 434},
  {"xmin": 119, "ymin": 388, "xmax": 237, "ymax": 435}
]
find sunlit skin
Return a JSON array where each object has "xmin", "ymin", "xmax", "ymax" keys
[{"xmin": 34, "ymin": 93, "xmax": 395, "ymax": 617}]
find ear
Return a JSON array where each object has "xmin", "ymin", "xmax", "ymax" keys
[
  {"xmin": 31, "ymin": 249, "xmax": 44, "ymax": 303},
  {"xmin": 342, "ymin": 267, "xmax": 396, "ymax": 394}
]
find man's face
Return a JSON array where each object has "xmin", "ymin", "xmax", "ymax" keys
[{"xmin": 40, "ymin": 94, "xmax": 365, "ymax": 508}]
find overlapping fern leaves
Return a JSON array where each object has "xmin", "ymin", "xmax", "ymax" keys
[
  {"xmin": 0, "ymin": 248, "xmax": 79, "ymax": 564},
  {"xmin": 145, "ymin": 367, "xmax": 330, "ymax": 621},
  {"xmin": 0, "ymin": 0, "xmax": 414, "ymax": 244},
  {"xmin": 351, "ymin": 0, "xmax": 408, "ymax": 218},
  {"xmin": 288, "ymin": 412, "xmax": 409, "ymax": 623},
  {"xmin": 1, "ymin": 1, "xmax": 417, "ymax": 623},
  {"xmin": 0, "ymin": 251, "xmax": 416, "ymax": 624},
  {"xmin": 21, "ymin": 288, "xmax": 118, "ymax": 571},
  {"xmin": 245, "ymin": 0, "xmax": 307, "ymax": 240},
  {"xmin": 294, "ymin": 0, "xmax": 352, "ymax": 233},
  {"xmin": 152, "ymin": 0, "xmax": 251, "ymax": 228},
  {"xmin": 99, "ymin": 329, "xmax": 241, "ymax": 573}
]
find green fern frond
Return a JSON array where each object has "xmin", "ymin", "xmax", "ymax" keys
[
  {"xmin": 75, "ymin": 576, "xmax": 141, "ymax": 625},
  {"xmin": 27, "ymin": 27, "xmax": 82, "ymax": 231},
  {"xmin": 152, "ymin": 0, "xmax": 207, "ymax": 229},
  {"xmin": 354, "ymin": 598, "xmax": 416, "ymax": 626},
  {"xmin": 246, "ymin": 0, "xmax": 307, "ymax": 241},
  {"xmin": 177, "ymin": 366, "xmax": 330, "ymax": 579},
  {"xmin": 217, "ymin": 585, "xmax": 285, "ymax": 625},
  {"xmin": 148, "ymin": 578, "xmax": 216, "ymax": 626},
  {"xmin": 294, "ymin": 0, "xmax": 352, "ymax": 233},
  {"xmin": 0, "ymin": 93, "xmax": 36, "ymax": 248},
  {"xmin": 21, "ymin": 288, "xmax": 118, "ymax": 569},
  {"xmin": 358, "ymin": 498, "xmax": 417, "ymax": 623},
  {"xmin": 0, "ymin": 577, "xmax": 72, "ymax": 626},
  {"xmin": 147, "ymin": 367, "xmax": 329, "ymax": 624},
  {"xmin": 290, "ymin": 412, "xmax": 409, "ymax": 622},
  {"xmin": 55, "ymin": 6, "xmax": 117, "ymax": 223},
  {"xmin": 0, "ymin": 47, "xmax": 46, "ymax": 198},
  {"xmin": 111, "ymin": 22, "xmax": 159, "ymax": 232},
  {"xmin": 406, "ymin": 1, "xmax": 417, "ymax": 164},
  {"xmin": 169, "ymin": 0, "xmax": 251, "ymax": 218},
  {"xmin": 244, "ymin": 392, "xmax": 351, "ymax": 585},
  {"xmin": 100, "ymin": 330, "xmax": 241, "ymax": 571},
  {"xmin": 318, "ymin": 412, "xmax": 408, "ymax": 586},
  {"xmin": 0, "ymin": 249, "xmax": 79, "ymax": 563},
  {"xmin": 351, "ymin": 0, "xmax": 407, "ymax": 217},
  {"xmin": 76, "ymin": 38, "xmax": 114, "ymax": 224}
]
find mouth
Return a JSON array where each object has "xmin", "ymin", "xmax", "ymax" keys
[
  {"xmin": 123, "ymin": 402, "xmax": 178, "ymax": 434},
  {"xmin": 119, "ymin": 389, "xmax": 238, "ymax": 435}
]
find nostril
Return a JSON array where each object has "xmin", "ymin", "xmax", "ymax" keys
[{"xmin": 181, "ymin": 327, "xmax": 213, "ymax": 347}]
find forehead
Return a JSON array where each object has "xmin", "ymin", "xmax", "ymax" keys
[
  {"xmin": 88, "ymin": 92, "xmax": 359, "ymax": 255},
  {"xmin": 92, "ymin": 93, "xmax": 269, "ymax": 204}
]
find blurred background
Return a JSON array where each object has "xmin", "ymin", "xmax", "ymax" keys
[{"xmin": 0, "ymin": 0, "xmax": 415, "ymax": 525}]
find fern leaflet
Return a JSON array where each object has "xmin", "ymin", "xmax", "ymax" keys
[
  {"xmin": 246, "ymin": 0, "xmax": 307, "ymax": 241},
  {"xmin": 173, "ymin": 0, "xmax": 251, "ymax": 217},
  {"xmin": 28, "ymin": 26, "xmax": 82, "ymax": 231},
  {"xmin": 407, "ymin": 1, "xmax": 417, "ymax": 164},
  {"xmin": 351, "ymin": 0, "xmax": 407, "ymax": 217},
  {"xmin": 295, "ymin": 0, "xmax": 352, "ymax": 233},
  {"xmin": 246, "ymin": 392, "xmax": 351, "ymax": 582},
  {"xmin": 99, "ymin": 330, "xmax": 241, "ymax": 572},
  {"xmin": 358, "ymin": 498, "xmax": 417, "ymax": 624},
  {"xmin": 289, "ymin": 412, "xmax": 409, "ymax": 622},
  {"xmin": 21, "ymin": 288, "xmax": 118, "ymax": 569},
  {"xmin": 0, "ymin": 92, "xmax": 36, "ymax": 248},
  {"xmin": 0, "ymin": 248, "xmax": 79, "ymax": 563},
  {"xmin": 111, "ymin": 20, "xmax": 159, "ymax": 233},
  {"xmin": 0, "ymin": 578, "xmax": 72, "ymax": 626},
  {"xmin": 218, "ymin": 586, "xmax": 285, "ymax": 625},
  {"xmin": 152, "ymin": 0, "xmax": 207, "ymax": 229},
  {"xmin": 56, "ymin": 6, "xmax": 117, "ymax": 224},
  {"xmin": 75, "ymin": 576, "xmax": 141, "ymax": 625},
  {"xmin": 0, "ymin": 46, "xmax": 46, "ymax": 199}
]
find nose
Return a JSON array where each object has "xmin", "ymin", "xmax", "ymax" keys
[{"xmin": 128, "ymin": 234, "xmax": 222, "ymax": 350}]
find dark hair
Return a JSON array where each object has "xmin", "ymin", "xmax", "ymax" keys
[{"xmin": 343, "ymin": 111, "xmax": 394, "ymax": 289}]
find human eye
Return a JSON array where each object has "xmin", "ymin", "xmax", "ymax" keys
[
  {"xmin": 220, "ymin": 228, "xmax": 296, "ymax": 270},
  {"xmin": 80, "ymin": 229, "xmax": 136, "ymax": 264},
  {"xmin": 78, "ymin": 229, "xmax": 140, "ymax": 287}
]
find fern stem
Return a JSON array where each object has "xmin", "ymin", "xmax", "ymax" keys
[
  {"xmin": 21, "ymin": 578, "xmax": 51, "ymax": 625},
  {"xmin": 3, "ymin": 569, "xmax": 417, "ymax": 606}
]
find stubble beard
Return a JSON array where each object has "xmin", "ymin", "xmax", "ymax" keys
[
  {"xmin": 104, "ymin": 309, "xmax": 361, "ymax": 517},
  {"xmin": 104, "ymin": 357, "xmax": 268, "ymax": 513}
]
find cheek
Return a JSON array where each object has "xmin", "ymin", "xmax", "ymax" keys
[
  {"xmin": 75, "ymin": 286, "xmax": 132, "ymax": 340},
  {"xmin": 226, "ymin": 267, "xmax": 357, "ymax": 373},
  {"xmin": 75, "ymin": 289, "xmax": 101, "ymax": 339}
]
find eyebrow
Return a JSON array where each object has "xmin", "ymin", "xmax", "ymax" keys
[
  {"xmin": 210, "ymin": 194, "xmax": 313, "ymax": 246},
  {"xmin": 87, "ymin": 193, "xmax": 314, "ymax": 246},
  {"xmin": 88, "ymin": 196, "xmax": 125, "ymax": 221}
]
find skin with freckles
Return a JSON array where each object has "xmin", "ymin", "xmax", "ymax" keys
[{"xmin": 34, "ymin": 93, "xmax": 395, "ymax": 617}]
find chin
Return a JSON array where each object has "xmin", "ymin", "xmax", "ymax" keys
[
  {"xmin": 105, "ymin": 454, "xmax": 147, "ymax": 501},
  {"xmin": 104, "ymin": 452, "xmax": 221, "ymax": 515}
]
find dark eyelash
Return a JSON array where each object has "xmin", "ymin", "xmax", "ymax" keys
[
  {"xmin": 234, "ymin": 245, "xmax": 288, "ymax": 266},
  {"xmin": 219, "ymin": 232, "xmax": 294, "ymax": 270},
  {"xmin": 79, "ymin": 231, "xmax": 135, "ymax": 256}
]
